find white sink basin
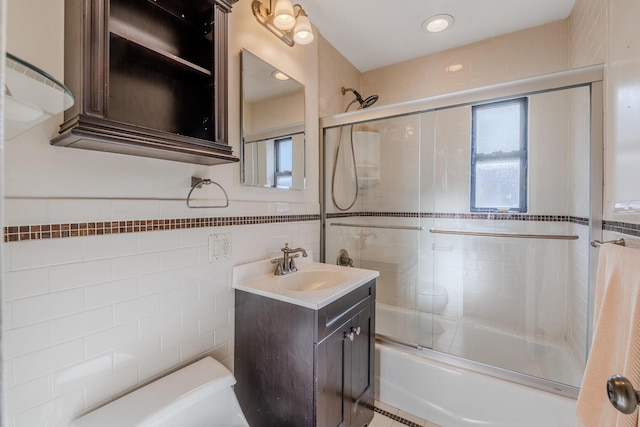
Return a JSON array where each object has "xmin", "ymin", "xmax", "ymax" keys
[
  {"xmin": 276, "ymin": 270, "xmax": 350, "ymax": 292},
  {"xmin": 232, "ymin": 252, "xmax": 379, "ymax": 309}
]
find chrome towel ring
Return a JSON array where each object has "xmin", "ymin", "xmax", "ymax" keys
[{"xmin": 186, "ymin": 177, "xmax": 229, "ymax": 209}]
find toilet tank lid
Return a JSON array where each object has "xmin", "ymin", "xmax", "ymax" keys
[{"xmin": 70, "ymin": 357, "xmax": 235, "ymax": 427}]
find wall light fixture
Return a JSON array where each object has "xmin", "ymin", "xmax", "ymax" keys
[{"xmin": 251, "ymin": 0, "xmax": 314, "ymax": 47}]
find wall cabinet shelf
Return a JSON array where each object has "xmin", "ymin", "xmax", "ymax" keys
[
  {"xmin": 52, "ymin": 0, "xmax": 239, "ymax": 165},
  {"xmin": 235, "ymin": 280, "xmax": 376, "ymax": 427}
]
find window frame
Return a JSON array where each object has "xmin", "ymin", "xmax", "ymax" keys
[{"xmin": 470, "ymin": 97, "xmax": 529, "ymax": 213}]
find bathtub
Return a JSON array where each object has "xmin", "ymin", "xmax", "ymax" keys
[{"xmin": 375, "ymin": 342, "xmax": 577, "ymax": 427}]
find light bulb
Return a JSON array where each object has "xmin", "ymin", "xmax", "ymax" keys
[
  {"xmin": 293, "ymin": 13, "xmax": 314, "ymax": 44},
  {"xmin": 422, "ymin": 14, "xmax": 454, "ymax": 33},
  {"xmin": 273, "ymin": 0, "xmax": 295, "ymax": 30}
]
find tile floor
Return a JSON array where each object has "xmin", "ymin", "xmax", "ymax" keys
[{"xmin": 369, "ymin": 400, "xmax": 441, "ymax": 427}]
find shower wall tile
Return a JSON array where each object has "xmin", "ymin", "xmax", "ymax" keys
[
  {"xmin": 529, "ymin": 91, "xmax": 570, "ymax": 215},
  {"xmin": 568, "ymin": 87, "xmax": 592, "ymax": 218},
  {"xmin": 567, "ymin": 223, "xmax": 590, "ymax": 363}
]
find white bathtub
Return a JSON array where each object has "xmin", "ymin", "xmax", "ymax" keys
[{"xmin": 375, "ymin": 342, "xmax": 577, "ymax": 427}]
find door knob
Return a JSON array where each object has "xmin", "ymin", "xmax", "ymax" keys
[{"xmin": 607, "ymin": 375, "xmax": 640, "ymax": 414}]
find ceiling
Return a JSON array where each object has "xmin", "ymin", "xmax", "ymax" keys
[{"xmin": 301, "ymin": 0, "xmax": 576, "ymax": 72}]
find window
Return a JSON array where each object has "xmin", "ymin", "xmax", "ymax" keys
[
  {"xmin": 471, "ymin": 98, "xmax": 528, "ymax": 212},
  {"xmin": 274, "ymin": 137, "xmax": 293, "ymax": 189}
]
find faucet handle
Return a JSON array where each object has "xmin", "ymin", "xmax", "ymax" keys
[
  {"xmin": 271, "ymin": 257, "xmax": 284, "ymax": 275},
  {"xmin": 281, "ymin": 243, "xmax": 290, "ymax": 253},
  {"xmin": 288, "ymin": 254, "xmax": 300, "ymax": 272}
]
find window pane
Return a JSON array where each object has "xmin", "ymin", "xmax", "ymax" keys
[
  {"xmin": 276, "ymin": 139, "xmax": 293, "ymax": 172},
  {"xmin": 475, "ymin": 160, "xmax": 520, "ymax": 209},
  {"xmin": 475, "ymin": 102, "xmax": 522, "ymax": 154},
  {"xmin": 276, "ymin": 175, "xmax": 292, "ymax": 189}
]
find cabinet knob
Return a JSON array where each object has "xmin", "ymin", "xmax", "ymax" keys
[
  {"xmin": 351, "ymin": 326, "xmax": 361, "ymax": 336},
  {"xmin": 345, "ymin": 331, "xmax": 355, "ymax": 342}
]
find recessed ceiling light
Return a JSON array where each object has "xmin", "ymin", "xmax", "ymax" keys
[
  {"xmin": 446, "ymin": 64, "xmax": 463, "ymax": 72},
  {"xmin": 422, "ymin": 14, "xmax": 454, "ymax": 33},
  {"xmin": 271, "ymin": 70, "xmax": 290, "ymax": 81}
]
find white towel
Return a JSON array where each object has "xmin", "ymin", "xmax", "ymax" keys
[{"xmin": 576, "ymin": 243, "xmax": 640, "ymax": 427}]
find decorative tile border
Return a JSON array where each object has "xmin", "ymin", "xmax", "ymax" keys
[
  {"xmin": 603, "ymin": 220, "xmax": 640, "ymax": 237},
  {"xmin": 328, "ymin": 211, "xmax": 590, "ymax": 223},
  {"xmin": 6, "ymin": 211, "xmax": 639, "ymax": 243},
  {"xmin": 374, "ymin": 406, "xmax": 424, "ymax": 427},
  {"xmin": 3, "ymin": 214, "xmax": 320, "ymax": 242}
]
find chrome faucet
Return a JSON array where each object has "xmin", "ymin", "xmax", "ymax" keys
[{"xmin": 271, "ymin": 243, "xmax": 308, "ymax": 275}]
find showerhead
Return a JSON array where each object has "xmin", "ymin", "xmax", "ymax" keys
[
  {"xmin": 341, "ymin": 87, "xmax": 379, "ymax": 110},
  {"xmin": 360, "ymin": 94, "xmax": 379, "ymax": 108}
]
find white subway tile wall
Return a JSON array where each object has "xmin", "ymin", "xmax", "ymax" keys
[{"xmin": 3, "ymin": 203, "xmax": 320, "ymax": 426}]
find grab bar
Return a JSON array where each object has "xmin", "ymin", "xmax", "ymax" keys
[
  {"xmin": 330, "ymin": 222, "xmax": 425, "ymax": 231},
  {"xmin": 590, "ymin": 238, "xmax": 625, "ymax": 247},
  {"xmin": 429, "ymin": 228, "xmax": 579, "ymax": 240}
]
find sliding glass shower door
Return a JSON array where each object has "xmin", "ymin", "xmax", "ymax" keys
[
  {"xmin": 322, "ymin": 73, "xmax": 601, "ymax": 393},
  {"xmin": 324, "ymin": 114, "xmax": 435, "ymax": 349},
  {"xmin": 428, "ymin": 87, "xmax": 592, "ymax": 388}
]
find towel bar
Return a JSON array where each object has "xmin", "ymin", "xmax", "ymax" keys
[{"xmin": 590, "ymin": 238, "xmax": 625, "ymax": 247}]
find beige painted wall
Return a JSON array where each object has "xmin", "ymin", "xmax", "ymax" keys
[
  {"xmin": 362, "ymin": 20, "xmax": 569, "ymax": 107},
  {"xmin": 318, "ymin": 34, "xmax": 362, "ymax": 117}
]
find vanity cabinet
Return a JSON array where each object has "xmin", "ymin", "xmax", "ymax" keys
[
  {"xmin": 234, "ymin": 279, "xmax": 376, "ymax": 427},
  {"xmin": 52, "ymin": 0, "xmax": 239, "ymax": 165}
]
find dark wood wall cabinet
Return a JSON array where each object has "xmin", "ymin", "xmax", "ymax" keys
[
  {"xmin": 235, "ymin": 280, "xmax": 376, "ymax": 427},
  {"xmin": 52, "ymin": 0, "xmax": 239, "ymax": 165}
]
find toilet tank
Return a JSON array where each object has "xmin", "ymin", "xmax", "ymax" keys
[{"xmin": 70, "ymin": 357, "xmax": 249, "ymax": 427}]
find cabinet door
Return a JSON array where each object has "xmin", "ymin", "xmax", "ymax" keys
[
  {"xmin": 317, "ymin": 324, "xmax": 348, "ymax": 427},
  {"xmin": 318, "ymin": 304, "xmax": 375, "ymax": 427},
  {"xmin": 347, "ymin": 304, "xmax": 375, "ymax": 427}
]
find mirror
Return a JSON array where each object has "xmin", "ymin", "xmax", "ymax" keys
[{"xmin": 241, "ymin": 49, "xmax": 305, "ymax": 190}]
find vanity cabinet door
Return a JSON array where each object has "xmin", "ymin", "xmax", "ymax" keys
[
  {"xmin": 347, "ymin": 304, "xmax": 375, "ymax": 427},
  {"xmin": 317, "ymin": 303, "xmax": 375, "ymax": 427},
  {"xmin": 317, "ymin": 323, "xmax": 349, "ymax": 427}
]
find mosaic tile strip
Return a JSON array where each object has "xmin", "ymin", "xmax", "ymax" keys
[
  {"xmin": 603, "ymin": 220, "xmax": 640, "ymax": 238},
  {"xmin": 570, "ymin": 216, "xmax": 590, "ymax": 226},
  {"xmin": 8, "ymin": 212, "xmax": 638, "ymax": 243},
  {"xmin": 374, "ymin": 406, "xmax": 424, "ymax": 427},
  {"xmin": 328, "ymin": 212, "xmax": 590, "ymax": 223},
  {"xmin": 3, "ymin": 214, "xmax": 320, "ymax": 243}
]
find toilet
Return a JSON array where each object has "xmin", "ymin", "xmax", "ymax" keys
[
  {"xmin": 70, "ymin": 357, "xmax": 249, "ymax": 427},
  {"xmin": 418, "ymin": 282, "xmax": 449, "ymax": 314}
]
